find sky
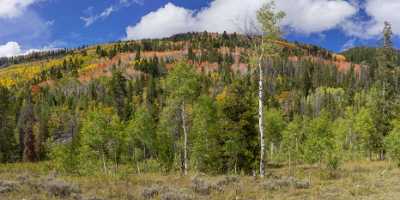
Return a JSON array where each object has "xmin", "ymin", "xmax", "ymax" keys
[{"xmin": 1, "ymin": 0, "xmax": 400, "ymax": 57}]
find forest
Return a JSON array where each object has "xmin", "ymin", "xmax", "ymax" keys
[{"xmin": 1, "ymin": 2, "xmax": 400, "ymax": 200}]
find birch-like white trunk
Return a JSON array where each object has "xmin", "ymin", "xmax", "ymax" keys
[
  {"xmin": 181, "ymin": 102, "xmax": 188, "ymax": 175},
  {"xmin": 259, "ymin": 47, "xmax": 265, "ymax": 178}
]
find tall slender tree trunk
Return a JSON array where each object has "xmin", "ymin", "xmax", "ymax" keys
[
  {"xmin": 181, "ymin": 102, "xmax": 188, "ymax": 175},
  {"xmin": 259, "ymin": 49, "xmax": 265, "ymax": 178}
]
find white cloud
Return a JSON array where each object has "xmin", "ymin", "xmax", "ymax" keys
[
  {"xmin": 126, "ymin": 3, "xmax": 196, "ymax": 39},
  {"xmin": 0, "ymin": 0, "xmax": 40, "ymax": 18},
  {"xmin": 125, "ymin": 0, "xmax": 358, "ymax": 40},
  {"xmin": 81, "ymin": 6, "xmax": 114, "ymax": 27},
  {"xmin": 277, "ymin": 0, "xmax": 357, "ymax": 34},
  {"xmin": 0, "ymin": 41, "xmax": 21, "ymax": 57},
  {"xmin": 339, "ymin": 0, "xmax": 400, "ymax": 39},
  {"xmin": 81, "ymin": 0, "xmax": 143, "ymax": 27},
  {"xmin": 0, "ymin": 41, "xmax": 59, "ymax": 57},
  {"xmin": 341, "ymin": 38, "xmax": 357, "ymax": 51},
  {"xmin": 364, "ymin": 0, "xmax": 400, "ymax": 36}
]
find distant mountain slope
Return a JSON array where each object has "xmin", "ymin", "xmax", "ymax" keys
[
  {"xmin": 342, "ymin": 46, "xmax": 400, "ymax": 66},
  {"xmin": 0, "ymin": 32, "xmax": 356, "ymax": 88}
]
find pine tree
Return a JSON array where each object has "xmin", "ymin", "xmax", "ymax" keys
[
  {"xmin": 110, "ymin": 69, "xmax": 128, "ymax": 121},
  {"xmin": 0, "ymin": 86, "xmax": 17, "ymax": 162},
  {"xmin": 18, "ymin": 93, "xmax": 37, "ymax": 162},
  {"xmin": 383, "ymin": 21, "xmax": 393, "ymax": 49}
]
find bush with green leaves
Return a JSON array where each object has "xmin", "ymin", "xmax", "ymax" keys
[{"xmin": 385, "ymin": 119, "xmax": 400, "ymax": 166}]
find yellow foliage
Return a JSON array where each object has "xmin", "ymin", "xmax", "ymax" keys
[
  {"xmin": 216, "ymin": 87, "xmax": 229, "ymax": 103},
  {"xmin": 333, "ymin": 54, "xmax": 347, "ymax": 62},
  {"xmin": 79, "ymin": 63, "xmax": 98, "ymax": 74},
  {"xmin": 0, "ymin": 78, "xmax": 16, "ymax": 88}
]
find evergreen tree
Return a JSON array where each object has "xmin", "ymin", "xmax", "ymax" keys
[
  {"xmin": 191, "ymin": 95, "xmax": 221, "ymax": 173},
  {"xmin": 110, "ymin": 70, "xmax": 129, "ymax": 121},
  {"xmin": 0, "ymin": 86, "xmax": 16, "ymax": 162},
  {"xmin": 18, "ymin": 94, "xmax": 37, "ymax": 162}
]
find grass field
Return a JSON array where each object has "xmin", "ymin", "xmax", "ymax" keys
[{"xmin": 0, "ymin": 161, "xmax": 399, "ymax": 200}]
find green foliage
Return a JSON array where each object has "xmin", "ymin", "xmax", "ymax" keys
[
  {"xmin": 264, "ymin": 108, "xmax": 286, "ymax": 147},
  {"xmin": 125, "ymin": 105, "xmax": 156, "ymax": 162},
  {"xmin": 216, "ymin": 80, "xmax": 258, "ymax": 173},
  {"xmin": 191, "ymin": 95, "xmax": 221, "ymax": 173},
  {"xmin": 78, "ymin": 107, "xmax": 125, "ymax": 174},
  {"xmin": 385, "ymin": 119, "xmax": 400, "ymax": 166},
  {"xmin": 354, "ymin": 107, "xmax": 378, "ymax": 157},
  {"xmin": 165, "ymin": 62, "xmax": 200, "ymax": 102},
  {"xmin": 110, "ymin": 70, "xmax": 129, "ymax": 121},
  {"xmin": 303, "ymin": 112, "xmax": 337, "ymax": 166}
]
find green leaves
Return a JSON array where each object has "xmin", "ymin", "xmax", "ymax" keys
[
  {"xmin": 78, "ymin": 107, "xmax": 125, "ymax": 174},
  {"xmin": 303, "ymin": 112, "xmax": 335, "ymax": 164},
  {"xmin": 385, "ymin": 119, "xmax": 400, "ymax": 166},
  {"xmin": 165, "ymin": 62, "xmax": 200, "ymax": 102}
]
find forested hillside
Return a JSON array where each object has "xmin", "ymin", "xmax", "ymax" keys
[{"xmin": 1, "ymin": 4, "xmax": 400, "ymax": 200}]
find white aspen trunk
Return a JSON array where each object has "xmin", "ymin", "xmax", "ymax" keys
[
  {"xmin": 259, "ymin": 41, "xmax": 265, "ymax": 178},
  {"xmin": 102, "ymin": 152, "xmax": 107, "ymax": 175},
  {"xmin": 270, "ymin": 142, "xmax": 274, "ymax": 160},
  {"xmin": 289, "ymin": 149, "xmax": 292, "ymax": 176},
  {"xmin": 181, "ymin": 102, "xmax": 188, "ymax": 176}
]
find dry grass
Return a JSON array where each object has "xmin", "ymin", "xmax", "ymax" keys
[{"xmin": 0, "ymin": 161, "xmax": 399, "ymax": 200}]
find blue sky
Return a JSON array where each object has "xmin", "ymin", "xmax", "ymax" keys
[{"xmin": 0, "ymin": 0, "xmax": 399, "ymax": 57}]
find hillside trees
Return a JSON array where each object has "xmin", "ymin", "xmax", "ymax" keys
[{"xmin": 4, "ymin": 20, "xmax": 400, "ymax": 176}]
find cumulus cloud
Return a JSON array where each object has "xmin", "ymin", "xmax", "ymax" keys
[
  {"xmin": 0, "ymin": 0, "xmax": 40, "ymax": 18},
  {"xmin": 277, "ymin": 0, "xmax": 357, "ymax": 34},
  {"xmin": 339, "ymin": 0, "xmax": 400, "ymax": 39},
  {"xmin": 0, "ymin": 41, "xmax": 21, "ymax": 57},
  {"xmin": 364, "ymin": 0, "xmax": 400, "ymax": 36},
  {"xmin": 125, "ymin": 0, "xmax": 358, "ymax": 40},
  {"xmin": 126, "ymin": 3, "xmax": 196, "ymax": 39}
]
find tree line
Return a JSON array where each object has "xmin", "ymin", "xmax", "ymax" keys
[{"xmin": 1, "ymin": 3, "xmax": 400, "ymax": 177}]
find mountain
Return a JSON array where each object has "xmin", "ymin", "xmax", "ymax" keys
[{"xmin": 0, "ymin": 32, "xmax": 355, "ymax": 89}]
